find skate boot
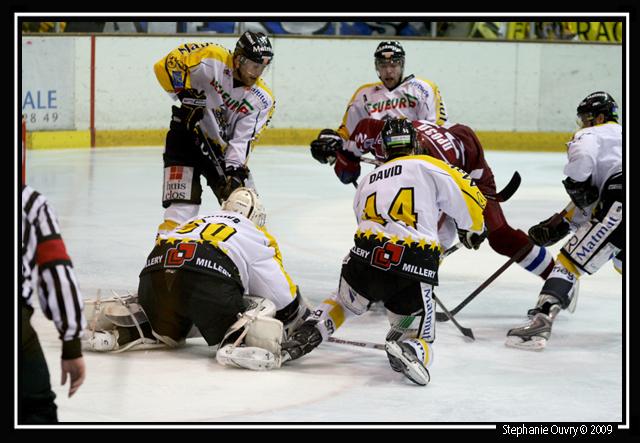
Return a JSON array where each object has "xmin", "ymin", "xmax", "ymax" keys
[
  {"xmin": 506, "ymin": 294, "xmax": 561, "ymax": 351},
  {"xmin": 83, "ymin": 330, "xmax": 120, "ymax": 352},
  {"xmin": 385, "ymin": 340, "xmax": 430, "ymax": 386}
]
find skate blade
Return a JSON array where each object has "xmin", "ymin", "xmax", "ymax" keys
[{"xmin": 505, "ymin": 335, "xmax": 547, "ymax": 351}]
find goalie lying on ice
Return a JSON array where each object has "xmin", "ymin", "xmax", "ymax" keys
[{"xmin": 82, "ymin": 188, "xmax": 310, "ymax": 370}]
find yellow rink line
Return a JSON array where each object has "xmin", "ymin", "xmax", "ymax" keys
[{"xmin": 25, "ymin": 128, "xmax": 573, "ymax": 152}]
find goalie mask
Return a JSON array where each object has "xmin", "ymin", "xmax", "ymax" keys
[
  {"xmin": 576, "ymin": 91, "xmax": 619, "ymax": 126},
  {"xmin": 380, "ymin": 118, "xmax": 416, "ymax": 161},
  {"xmin": 221, "ymin": 187, "xmax": 267, "ymax": 227}
]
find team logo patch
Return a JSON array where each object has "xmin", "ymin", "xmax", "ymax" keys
[
  {"xmin": 165, "ymin": 243, "xmax": 197, "ymax": 267},
  {"xmin": 371, "ymin": 241, "xmax": 405, "ymax": 270}
]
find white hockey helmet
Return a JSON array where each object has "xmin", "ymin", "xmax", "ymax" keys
[{"xmin": 221, "ymin": 187, "xmax": 266, "ymax": 227}]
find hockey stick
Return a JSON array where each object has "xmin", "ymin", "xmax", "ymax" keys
[
  {"xmin": 432, "ymin": 293, "xmax": 474, "ymax": 340},
  {"xmin": 327, "ymin": 336, "xmax": 385, "ymax": 351},
  {"xmin": 359, "ymin": 157, "xmax": 521, "ymax": 203},
  {"xmin": 435, "ymin": 243, "xmax": 531, "ymax": 322},
  {"xmin": 491, "ymin": 171, "xmax": 521, "ymax": 203},
  {"xmin": 195, "ymin": 123, "xmax": 226, "ymax": 183}
]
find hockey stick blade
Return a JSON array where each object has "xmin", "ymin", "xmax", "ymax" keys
[
  {"xmin": 488, "ymin": 171, "xmax": 521, "ymax": 203},
  {"xmin": 328, "ymin": 336, "xmax": 385, "ymax": 351},
  {"xmin": 432, "ymin": 294, "xmax": 474, "ymax": 340}
]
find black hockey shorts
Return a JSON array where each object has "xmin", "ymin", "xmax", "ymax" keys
[
  {"xmin": 137, "ymin": 266, "xmax": 246, "ymax": 346},
  {"xmin": 341, "ymin": 258, "xmax": 428, "ymax": 316},
  {"xmin": 20, "ymin": 304, "xmax": 58, "ymax": 424}
]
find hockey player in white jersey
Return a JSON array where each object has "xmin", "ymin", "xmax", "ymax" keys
[
  {"xmin": 154, "ymin": 32, "xmax": 276, "ymax": 235},
  {"xmin": 310, "ymin": 41, "xmax": 448, "ymax": 176},
  {"xmin": 281, "ymin": 119, "xmax": 487, "ymax": 385},
  {"xmin": 82, "ymin": 188, "xmax": 309, "ymax": 370},
  {"xmin": 506, "ymin": 91, "xmax": 623, "ymax": 350}
]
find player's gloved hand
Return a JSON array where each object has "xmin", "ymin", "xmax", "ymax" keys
[
  {"xmin": 170, "ymin": 89, "xmax": 207, "ymax": 132},
  {"xmin": 562, "ymin": 177, "xmax": 599, "ymax": 209},
  {"xmin": 218, "ymin": 165, "xmax": 250, "ymax": 201},
  {"xmin": 457, "ymin": 228, "xmax": 487, "ymax": 250},
  {"xmin": 310, "ymin": 129, "xmax": 343, "ymax": 165},
  {"xmin": 528, "ymin": 213, "xmax": 570, "ymax": 247},
  {"xmin": 281, "ymin": 320, "xmax": 323, "ymax": 363},
  {"xmin": 334, "ymin": 150, "xmax": 361, "ymax": 185}
]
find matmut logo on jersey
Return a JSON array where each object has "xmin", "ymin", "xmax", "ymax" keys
[
  {"xmin": 365, "ymin": 93, "xmax": 418, "ymax": 114},
  {"xmin": 210, "ymin": 79, "xmax": 255, "ymax": 114}
]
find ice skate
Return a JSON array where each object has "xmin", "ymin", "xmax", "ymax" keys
[
  {"xmin": 385, "ymin": 340, "xmax": 430, "ymax": 386},
  {"xmin": 506, "ymin": 297, "xmax": 561, "ymax": 351}
]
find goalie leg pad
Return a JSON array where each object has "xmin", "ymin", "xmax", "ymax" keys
[
  {"xmin": 84, "ymin": 291, "xmax": 139, "ymax": 332},
  {"xmin": 216, "ymin": 344, "xmax": 278, "ymax": 370},
  {"xmin": 216, "ymin": 297, "xmax": 285, "ymax": 370}
]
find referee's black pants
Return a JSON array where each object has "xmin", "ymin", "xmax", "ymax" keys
[{"xmin": 20, "ymin": 305, "xmax": 58, "ymax": 424}]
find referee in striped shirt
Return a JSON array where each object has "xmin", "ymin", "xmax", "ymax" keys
[{"xmin": 21, "ymin": 185, "xmax": 87, "ymax": 423}]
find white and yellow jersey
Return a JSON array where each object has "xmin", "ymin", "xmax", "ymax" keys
[
  {"xmin": 142, "ymin": 211, "xmax": 297, "ymax": 310},
  {"xmin": 154, "ymin": 42, "xmax": 276, "ymax": 168},
  {"xmin": 337, "ymin": 75, "xmax": 447, "ymax": 140},
  {"xmin": 350, "ymin": 155, "xmax": 485, "ymax": 284}
]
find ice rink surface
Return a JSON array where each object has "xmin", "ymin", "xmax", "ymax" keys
[{"xmin": 21, "ymin": 146, "xmax": 627, "ymax": 427}]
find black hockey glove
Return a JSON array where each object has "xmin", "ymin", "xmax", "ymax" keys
[
  {"xmin": 457, "ymin": 228, "xmax": 487, "ymax": 250},
  {"xmin": 528, "ymin": 213, "xmax": 571, "ymax": 247},
  {"xmin": 281, "ymin": 320, "xmax": 323, "ymax": 362},
  {"xmin": 217, "ymin": 165, "xmax": 250, "ymax": 201},
  {"xmin": 562, "ymin": 176, "xmax": 599, "ymax": 209},
  {"xmin": 170, "ymin": 89, "xmax": 207, "ymax": 132},
  {"xmin": 310, "ymin": 129, "xmax": 343, "ymax": 165}
]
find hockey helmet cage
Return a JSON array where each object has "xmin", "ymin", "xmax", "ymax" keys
[
  {"xmin": 221, "ymin": 187, "xmax": 267, "ymax": 227},
  {"xmin": 235, "ymin": 31, "xmax": 274, "ymax": 66},
  {"xmin": 374, "ymin": 41, "xmax": 405, "ymax": 62},
  {"xmin": 381, "ymin": 118, "xmax": 416, "ymax": 161},
  {"xmin": 577, "ymin": 91, "xmax": 619, "ymax": 123}
]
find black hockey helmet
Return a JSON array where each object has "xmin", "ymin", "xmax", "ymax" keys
[
  {"xmin": 234, "ymin": 31, "xmax": 274, "ymax": 65},
  {"xmin": 381, "ymin": 118, "xmax": 416, "ymax": 160},
  {"xmin": 374, "ymin": 41, "xmax": 405, "ymax": 62},
  {"xmin": 576, "ymin": 91, "xmax": 619, "ymax": 123}
]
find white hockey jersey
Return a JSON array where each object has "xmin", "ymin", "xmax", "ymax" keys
[
  {"xmin": 141, "ymin": 211, "xmax": 297, "ymax": 310},
  {"xmin": 154, "ymin": 42, "xmax": 275, "ymax": 169},
  {"xmin": 337, "ymin": 75, "xmax": 447, "ymax": 141},
  {"xmin": 351, "ymin": 155, "xmax": 486, "ymax": 284},
  {"xmin": 564, "ymin": 122, "xmax": 622, "ymax": 225}
]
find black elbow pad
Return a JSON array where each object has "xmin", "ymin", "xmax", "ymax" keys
[{"xmin": 562, "ymin": 177, "xmax": 599, "ymax": 209}]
